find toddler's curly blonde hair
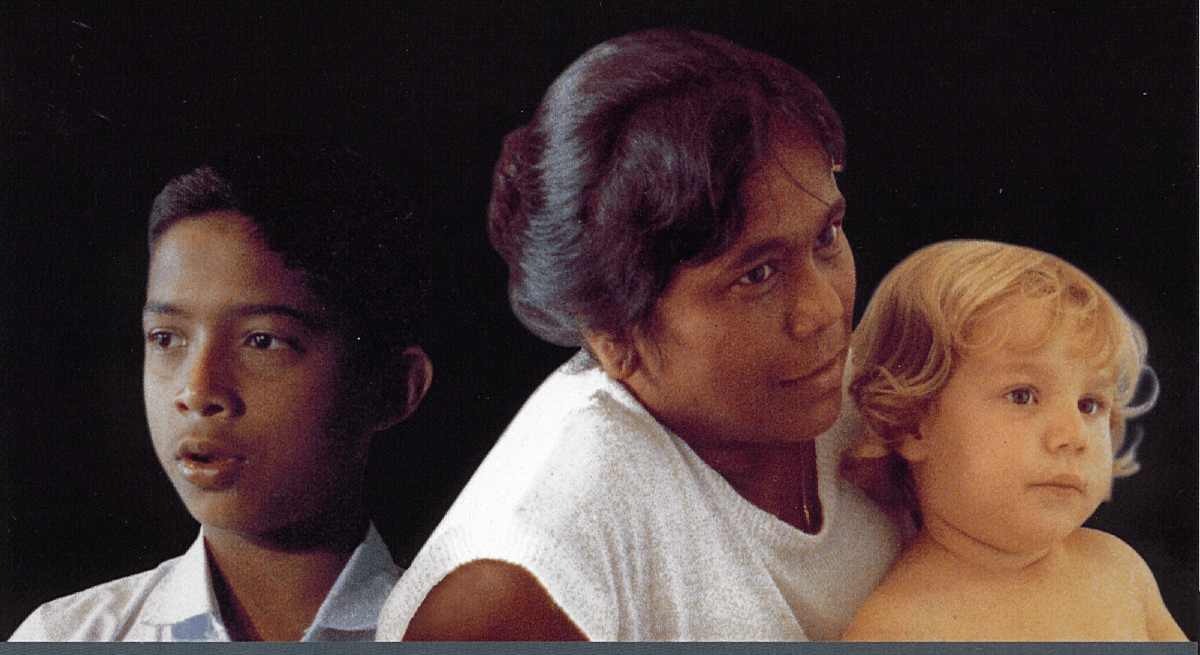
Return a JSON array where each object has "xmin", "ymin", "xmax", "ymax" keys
[{"xmin": 847, "ymin": 240, "xmax": 1153, "ymax": 518}]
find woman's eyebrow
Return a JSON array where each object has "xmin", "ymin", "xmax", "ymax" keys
[
  {"xmin": 727, "ymin": 199, "xmax": 846, "ymax": 271},
  {"xmin": 728, "ymin": 237, "xmax": 790, "ymax": 271}
]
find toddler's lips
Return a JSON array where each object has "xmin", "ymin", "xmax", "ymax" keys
[
  {"xmin": 1032, "ymin": 473, "xmax": 1086, "ymax": 495},
  {"xmin": 175, "ymin": 440, "xmax": 244, "ymax": 490}
]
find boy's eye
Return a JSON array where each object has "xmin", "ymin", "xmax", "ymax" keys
[
  {"xmin": 815, "ymin": 223, "xmax": 840, "ymax": 249},
  {"xmin": 1005, "ymin": 388, "xmax": 1035, "ymax": 405},
  {"xmin": 247, "ymin": 333, "xmax": 284, "ymax": 350},
  {"xmin": 739, "ymin": 263, "xmax": 775, "ymax": 285},
  {"xmin": 147, "ymin": 330, "xmax": 180, "ymax": 349}
]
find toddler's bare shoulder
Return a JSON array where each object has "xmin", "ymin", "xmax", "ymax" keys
[
  {"xmin": 1068, "ymin": 527, "xmax": 1188, "ymax": 641},
  {"xmin": 1069, "ymin": 527, "xmax": 1146, "ymax": 568},
  {"xmin": 1067, "ymin": 528, "xmax": 1161, "ymax": 599},
  {"xmin": 842, "ymin": 560, "xmax": 947, "ymax": 641}
]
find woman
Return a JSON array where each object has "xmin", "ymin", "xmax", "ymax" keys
[{"xmin": 377, "ymin": 28, "xmax": 904, "ymax": 641}]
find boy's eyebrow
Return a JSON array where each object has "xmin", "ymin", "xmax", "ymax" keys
[
  {"xmin": 142, "ymin": 301, "xmax": 183, "ymax": 318},
  {"xmin": 142, "ymin": 302, "xmax": 330, "ymax": 331},
  {"xmin": 232, "ymin": 304, "xmax": 330, "ymax": 331}
]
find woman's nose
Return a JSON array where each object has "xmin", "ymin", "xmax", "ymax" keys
[
  {"xmin": 787, "ymin": 265, "xmax": 848, "ymax": 339},
  {"xmin": 173, "ymin": 346, "xmax": 244, "ymax": 418}
]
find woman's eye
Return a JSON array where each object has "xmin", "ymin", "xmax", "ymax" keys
[
  {"xmin": 1078, "ymin": 397, "xmax": 1104, "ymax": 415},
  {"xmin": 738, "ymin": 263, "xmax": 775, "ymax": 285},
  {"xmin": 1005, "ymin": 388, "xmax": 1035, "ymax": 405},
  {"xmin": 247, "ymin": 333, "xmax": 284, "ymax": 350},
  {"xmin": 816, "ymin": 223, "xmax": 840, "ymax": 249}
]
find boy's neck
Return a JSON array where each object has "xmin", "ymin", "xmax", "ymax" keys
[{"xmin": 203, "ymin": 514, "xmax": 370, "ymax": 641}]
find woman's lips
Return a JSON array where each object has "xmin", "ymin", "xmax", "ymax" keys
[
  {"xmin": 174, "ymin": 439, "xmax": 244, "ymax": 490},
  {"xmin": 779, "ymin": 351, "xmax": 846, "ymax": 400}
]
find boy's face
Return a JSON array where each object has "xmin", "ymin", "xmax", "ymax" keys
[
  {"xmin": 143, "ymin": 211, "xmax": 370, "ymax": 540},
  {"xmin": 906, "ymin": 302, "xmax": 1116, "ymax": 557}
]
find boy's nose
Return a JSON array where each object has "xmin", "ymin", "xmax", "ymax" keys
[{"xmin": 174, "ymin": 348, "xmax": 244, "ymax": 418}]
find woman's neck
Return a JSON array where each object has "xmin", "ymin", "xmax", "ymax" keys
[
  {"xmin": 690, "ymin": 439, "xmax": 823, "ymax": 534},
  {"xmin": 202, "ymin": 515, "xmax": 368, "ymax": 641}
]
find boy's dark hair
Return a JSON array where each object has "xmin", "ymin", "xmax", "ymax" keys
[
  {"xmin": 488, "ymin": 28, "xmax": 844, "ymax": 346},
  {"xmin": 148, "ymin": 137, "xmax": 429, "ymax": 380}
]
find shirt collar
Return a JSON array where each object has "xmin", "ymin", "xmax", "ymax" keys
[
  {"xmin": 136, "ymin": 530, "xmax": 224, "ymax": 635},
  {"xmin": 303, "ymin": 523, "xmax": 401, "ymax": 635},
  {"xmin": 137, "ymin": 523, "xmax": 399, "ymax": 639}
]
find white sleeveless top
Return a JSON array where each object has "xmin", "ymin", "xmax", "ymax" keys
[{"xmin": 377, "ymin": 352, "xmax": 902, "ymax": 641}]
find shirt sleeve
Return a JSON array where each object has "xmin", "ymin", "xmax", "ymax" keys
[{"xmin": 8, "ymin": 606, "xmax": 52, "ymax": 641}]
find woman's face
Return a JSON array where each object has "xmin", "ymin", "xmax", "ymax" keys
[{"xmin": 625, "ymin": 135, "xmax": 854, "ymax": 448}]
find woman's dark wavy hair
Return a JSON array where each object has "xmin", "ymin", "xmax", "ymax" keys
[
  {"xmin": 148, "ymin": 137, "xmax": 429, "ymax": 379},
  {"xmin": 488, "ymin": 28, "xmax": 845, "ymax": 346}
]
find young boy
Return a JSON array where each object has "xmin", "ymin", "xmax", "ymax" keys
[
  {"xmin": 9, "ymin": 139, "xmax": 433, "ymax": 641},
  {"xmin": 840, "ymin": 239, "xmax": 1185, "ymax": 641}
]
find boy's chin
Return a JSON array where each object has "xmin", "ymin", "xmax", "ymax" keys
[{"xmin": 183, "ymin": 498, "xmax": 368, "ymax": 551}]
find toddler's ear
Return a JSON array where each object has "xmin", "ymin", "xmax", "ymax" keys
[
  {"xmin": 372, "ymin": 345, "xmax": 433, "ymax": 432},
  {"xmin": 896, "ymin": 430, "xmax": 929, "ymax": 463}
]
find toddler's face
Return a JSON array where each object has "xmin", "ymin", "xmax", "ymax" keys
[
  {"xmin": 143, "ymin": 211, "xmax": 369, "ymax": 539},
  {"xmin": 906, "ymin": 302, "xmax": 1116, "ymax": 556}
]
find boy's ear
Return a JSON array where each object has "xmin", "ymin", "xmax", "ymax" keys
[
  {"xmin": 371, "ymin": 345, "xmax": 433, "ymax": 433},
  {"xmin": 582, "ymin": 328, "xmax": 640, "ymax": 381}
]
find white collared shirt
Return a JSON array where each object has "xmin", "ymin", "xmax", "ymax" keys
[{"xmin": 10, "ymin": 524, "xmax": 400, "ymax": 642}]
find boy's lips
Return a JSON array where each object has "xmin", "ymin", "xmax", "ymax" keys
[{"xmin": 174, "ymin": 438, "xmax": 245, "ymax": 490}]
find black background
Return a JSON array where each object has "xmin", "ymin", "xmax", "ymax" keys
[{"xmin": 2, "ymin": 1, "xmax": 1196, "ymax": 640}]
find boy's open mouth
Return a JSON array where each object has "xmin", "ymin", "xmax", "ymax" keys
[
  {"xmin": 174, "ymin": 440, "xmax": 244, "ymax": 490},
  {"xmin": 184, "ymin": 451, "xmax": 228, "ymax": 464}
]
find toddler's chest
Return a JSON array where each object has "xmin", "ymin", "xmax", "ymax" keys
[{"xmin": 950, "ymin": 566, "xmax": 1150, "ymax": 640}]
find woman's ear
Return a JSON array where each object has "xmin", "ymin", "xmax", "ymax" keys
[
  {"xmin": 372, "ymin": 345, "xmax": 433, "ymax": 432},
  {"xmin": 581, "ymin": 328, "xmax": 639, "ymax": 381},
  {"xmin": 896, "ymin": 429, "xmax": 929, "ymax": 463},
  {"xmin": 850, "ymin": 433, "xmax": 891, "ymax": 459}
]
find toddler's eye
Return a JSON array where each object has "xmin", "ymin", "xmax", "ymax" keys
[
  {"xmin": 1005, "ymin": 388, "xmax": 1035, "ymax": 405},
  {"xmin": 739, "ymin": 263, "xmax": 775, "ymax": 285},
  {"xmin": 816, "ymin": 224, "xmax": 840, "ymax": 249},
  {"xmin": 1078, "ymin": 397, "xmax": 1104, "ymax": 415}
]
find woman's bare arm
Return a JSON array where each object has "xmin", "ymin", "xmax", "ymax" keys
[{"xmin": 403, "ymin": 559, "xmax": 587, "ymax": 641}]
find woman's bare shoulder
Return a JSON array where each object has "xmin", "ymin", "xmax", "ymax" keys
[{"xmin": 403, "ymin": 559, "xmax": 587, "ymax": 641}]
